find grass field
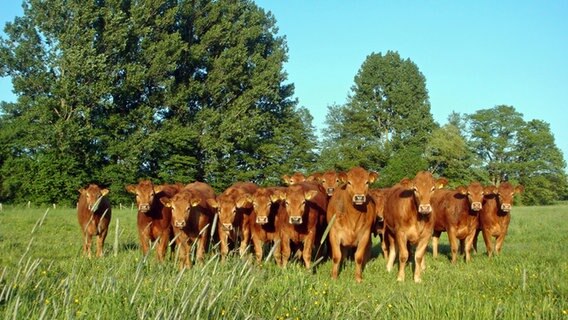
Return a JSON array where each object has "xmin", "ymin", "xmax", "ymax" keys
[{"xmin": 0, "ymin": 204, "xmax": 567, "ymax": 319}]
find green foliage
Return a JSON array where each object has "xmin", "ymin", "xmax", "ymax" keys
[
  {"xmin": 379, "ymin": 145, "xmax": 428, "ymax": 187},
  {"xmin": 319, "ymin": 51, "xmax": 435, "ymax": 173},
  {"xmin": 0, "ymin": 0, "xmax": 317, "ymax": 203},
  {"xmin": 0, "ymin": 205, "xmax": 566, "ymax": 319},
  {"xmin": 464, "ymin": 106, "xmax": 567, "ymax": 204}
]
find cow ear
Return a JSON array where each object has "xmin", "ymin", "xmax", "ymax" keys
[
  {"xmin": 515, "ymin": 185, "xmax": 525, "ymax": 194},
  {"xmin": 306, "ymin": 173, "xmax": 319, "ymax": 182},
  {"xmin": 125, "ymin": 185, "xmax": 136, "ymax": 194},
  {"xmin": 236, "ymin": 195, "xmax": 252, "ymax": 208},
  {"xmin": 338, "ymin": 172, "xmax": 348, "ymax": 183},
  {"xmin": 369, "ymin": 171, "xmax": 379, "ymax": 184},
  {"xmin": 78, "ymin": 188, "xmax": 85, "ymax": 194},
  {"xmin": 305, "ymin": 190, "xmax": 319, "ymax": 201},
  {"xmin": 271, "ymin": 190, "xmax": 285, "ymax": 202},
  {"xmin": 191, "ymin": 198, "xmax": 201, "ymax": 207},
  {"xmin": 281, "ymin": 175, "xmax": 291, "ymax": 186},
  {"xmin": 436, "ymin": 178, "xmax": 448, "ymax": 189},
  {"xmin": 206, "ymin": 198, "xmax": 219, "ymax": 208},
  {"xmin": 485, "ymin": 186, "xmax": 498, "ymax": 195},
  {"xmin": 101, "ymin": 189, "xmax": 110, "ymax": 196},
  {"xmin": 399, "ymin": 178, "xmax": 412, "ymax": 189},
  {"xmin": 153, "ymin": 185, "xmax": 164, "ymax": 194},
  {"xmin": 160, "ymin": 197, "xmax": 172, "ymax": 207},
  {"xmin": 456, "ymin": 186, "xmax": 467, "ymax": 195}
]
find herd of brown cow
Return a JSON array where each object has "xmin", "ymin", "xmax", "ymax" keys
[{"xmin": 77, "ymin": 167, "xmax": 523, "ymax": 283}]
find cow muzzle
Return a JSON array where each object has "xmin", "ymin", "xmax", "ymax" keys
[
  {"xmin": 501, "ymin": 204, "xmax": 512, "ymax": 212},
  {"xmin": 326, "ymin": 188, "xmax": 335, "ymax": 196},
  {"xmin": 418, "ymin": 204, "xmax": 432, "ymax": 215},
  {"xmin": 222, "ymin": 223, "xmax": 233, "ymax": 231},
  {"xmin": 174, "ymin": 220, "xmax": 186, "ymax": 228},
  {"xmin": 353, "ymin": 195, "xmax": 366, "ymax": 205},
  {"xmin": 256, "ymin": 216, "xmax": 268, "ymax": 225},
  {"xmin": 139, "ymin": 204, "xmax": 150, "ymax": 212},
  {"xmin": 289, "ymin": 216, "xmax": 303, "ymax": 225},
  {"xmin": 470, "ymin": 202, "xmax": 482, "ymax": 211}
]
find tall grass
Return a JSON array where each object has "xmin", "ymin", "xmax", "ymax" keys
[{"xmin": 0, "ymin": 204, "xmax": 567, "ymax": 319}]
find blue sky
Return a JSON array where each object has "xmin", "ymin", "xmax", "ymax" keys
[{"xmin": 1, "ymin": 1, "xmax": 567, "ymax": 160}]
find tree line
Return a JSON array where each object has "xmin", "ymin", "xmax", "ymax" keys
[{"xmin": 1, "ymin": 0, "xmax": 566, "ymax": 206}]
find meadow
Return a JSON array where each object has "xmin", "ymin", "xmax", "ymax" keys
[{"xmin": 0, "ymin": 203, "xmax": 567, "ymax": 319}]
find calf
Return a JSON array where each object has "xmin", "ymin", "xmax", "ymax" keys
[
  {"xmin": 126, "ymin": 180, "xmax": 180, "ymax": 261},
  {"xmin": 77, "ymin": 184, "xmax": 112, "ymax": 258},
  {"xmin": 160, "ymin": 181, "xmax": 215, "ymax": 269},
  {"xmin": 431, "ymin": 182, "xmax": 488, "ymax": 263},
  {"xmin": 326, "ymin": 167, "xmax": 378, "ymax": 283},
  {"xmin": 384, "ymin": 171, "xmax": 447, "ymax": 282},
  {"xmin": 237, "ymin": 187, "xmax": 285, "ymax": 265},
  {"xmin": 474, "ymin": 182, "xmax": 524, "ymax": 257},
  {"xmin": 278, "ymin": 182, "xmax": 328, "ymax": 268},
  {"xmin": 206, "ymin": 182, "xmax": 258, "ymax": 261},
  {"xmin": 282, "ymin": 172, "xmax": 307, "ymax": 186}
]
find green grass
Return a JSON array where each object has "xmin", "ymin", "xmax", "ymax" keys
[{"xmin": 0, "ymin": 204, "xmax": 567, "ymax": 319}]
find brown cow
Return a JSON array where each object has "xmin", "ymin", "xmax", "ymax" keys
[
  {"xmin": 77, "ymin": 184, "xmax": 112, "ymax": 258},
  {"xmin": 278, "ymin": 182, "xmax": 328, "ymax": 268},
  {"xmin": 326, "ymin": 167, "xmax": 378, "ymax": 283},
  {"xmin": 237, "ymin": 187, "xmax": 285, "ymax": 265},
  {"xmin": 431, "ymin": 182, "xmax": 489, "ymax": 263},
  {"xmin": 312, "ymin": 170, "xmax": 344, "ymax": 198},
  {"xmin": 160, "ymin": 181, "xmax": 215, "ymax": 269},
  {"xmin": 384, "ymin": 171, "xmax": 447, "ymax": 282},
  {"xmin": 206, "ymin": 182, "xmax": 258, "ymax": 261},
  {"xmin": 474, "ymin": 182, "xmax": 524, "ymax": 257},
  {"xmin": 369, "ymin": 188, "xmax": 388, "ymax": 259},
  {"xmin": 126, "ymin": 180, "xmax": 180, "ymax": 261},
  {"xmin": 282, "ymin": 172, "xmax": 307, "ymax": 186}
]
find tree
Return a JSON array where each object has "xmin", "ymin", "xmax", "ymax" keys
[
  {"xmin": 515, "ymin": 119, "xmax": 567, "ymax": 205},
  {"xmin": 0, "ymin": 0, "xmax": 317, "ymax": 204},
  {"xmin": 466, "ymin": 105, "xmax": 525, "ymax": 185},
  {"xmin": 319, "ymin": 51, "xmax": 435, "ymax": 173},
  {"xmin": 425, "ymin": 123, "xmax": 486, "ymax": 186}
]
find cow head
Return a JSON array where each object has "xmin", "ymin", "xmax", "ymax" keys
[
  {"xmin": 160, "ymin": 190, "xmax": 201, "ymax": 228},
  {"xmin": 282, "ymin": 172, "xmax": 306, "ymax": 186},
  {"xmin": 79, "ymin": 184, "xmax": 109, "ymax": 213},
  {"xmin": 126, "ymin": 180, "xmax": 164, "ymax": 213},
  {"xmin": 339, "ymin": 167, "xmax": 378, "ymax": 206},
  {"xmin": 281, "ymin": 184, "xmax": 319, "ymax": 225},
  {"xmin": 492, "ymin": 182, "xmax": 524, "ymax": 213},
  {"xmin": 238, "ymin": 188, "xmax": 281, "ymax": 225},
  {"xmin": 317, "ymin": 170, "xmax": 343, "ymax": 197},
  {"xmin": 369, "ymin": 189, "xmax": 386, "ymax": 222},
  {"xmin": 207, "ymin": 194, "xmax": 239, "ymax": 232},
  {"xmin": 455, "ymin": 181, "xmax": 486, "ymax": 212},
  {"xmin": 400, "ymin": 171, "xmax": 447, "ymax": 215}
]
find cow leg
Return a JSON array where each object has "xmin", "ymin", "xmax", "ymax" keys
[
  {"xmin": 386, "ymin": 231, "xmax": 397, "ymax": 272},
  {"xmin": 96, "ymin": 228, "xmax": 108, "ymax": 257},
  {"xmin": 280, "ymin": 234, "xmax": 291, "ymax": 268},
  {"xmin": 302, "ymin": 232, "xmax": 315, "ymax": 269},
  {"xmin": 472, "ymin": 229, "xmax": 480, "ymax": 254},
  {"xmin": 175, "ymin": 232, "xmax": 191, "ymax": 269},
  {"xmin": 328, "ymin": 232, "xmax": 342, "ymax": 280},
  {"xmin": 354, "ymin": 233, "xmax": 371, "ymax": 283},
  {"xmin": 156, "ymin": 232, "xmax": 169, "ymax": 262},
  {"xmin": 272, "ymin": 237, "xmax": 282, "ymax": 266},
  {"xmin": 83, "ymin": 232, "xmax": 92, "ymax": 258},
  {"xmin": 463, "ymin": 233, "xmax": 476, "ymax": 262},
  {"xmin": 251, "ymin": 234, "xmax": 263, "ymax": 264},
  {"xmin": 447, "ymin": 228, "xmax": 458, "ymax": 264},
  {"xmin": 481, "ymin": 229, "xmax": 494, "ymax": 257},
  {"xmin": 495, "ymin": 234, "xmax": 506, "ymax": 255},
  {"xmin": 139, "ymin": 227, "xmax": 151, "ymax": 257},
  {"xmin": 196, "ymin": 233, "xmax": 208, "ymax": 264},
  {"xmin": 396, "ymin": 232, "xmax": 408, "ymax": 282},
  {"xmin": 219, "ymin": 229, "xmax": 229, "ymax": 262},
  {"xmin": 413, "ymin": 238, "xmax": 429, "ymax": 283},
  {"xmin": 239, "ymin": 225, "xmax": 251, "ymax": 258},
  {"xmin": 432, "ymin": 230, "xmax": 441, "ymax": 259}
]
